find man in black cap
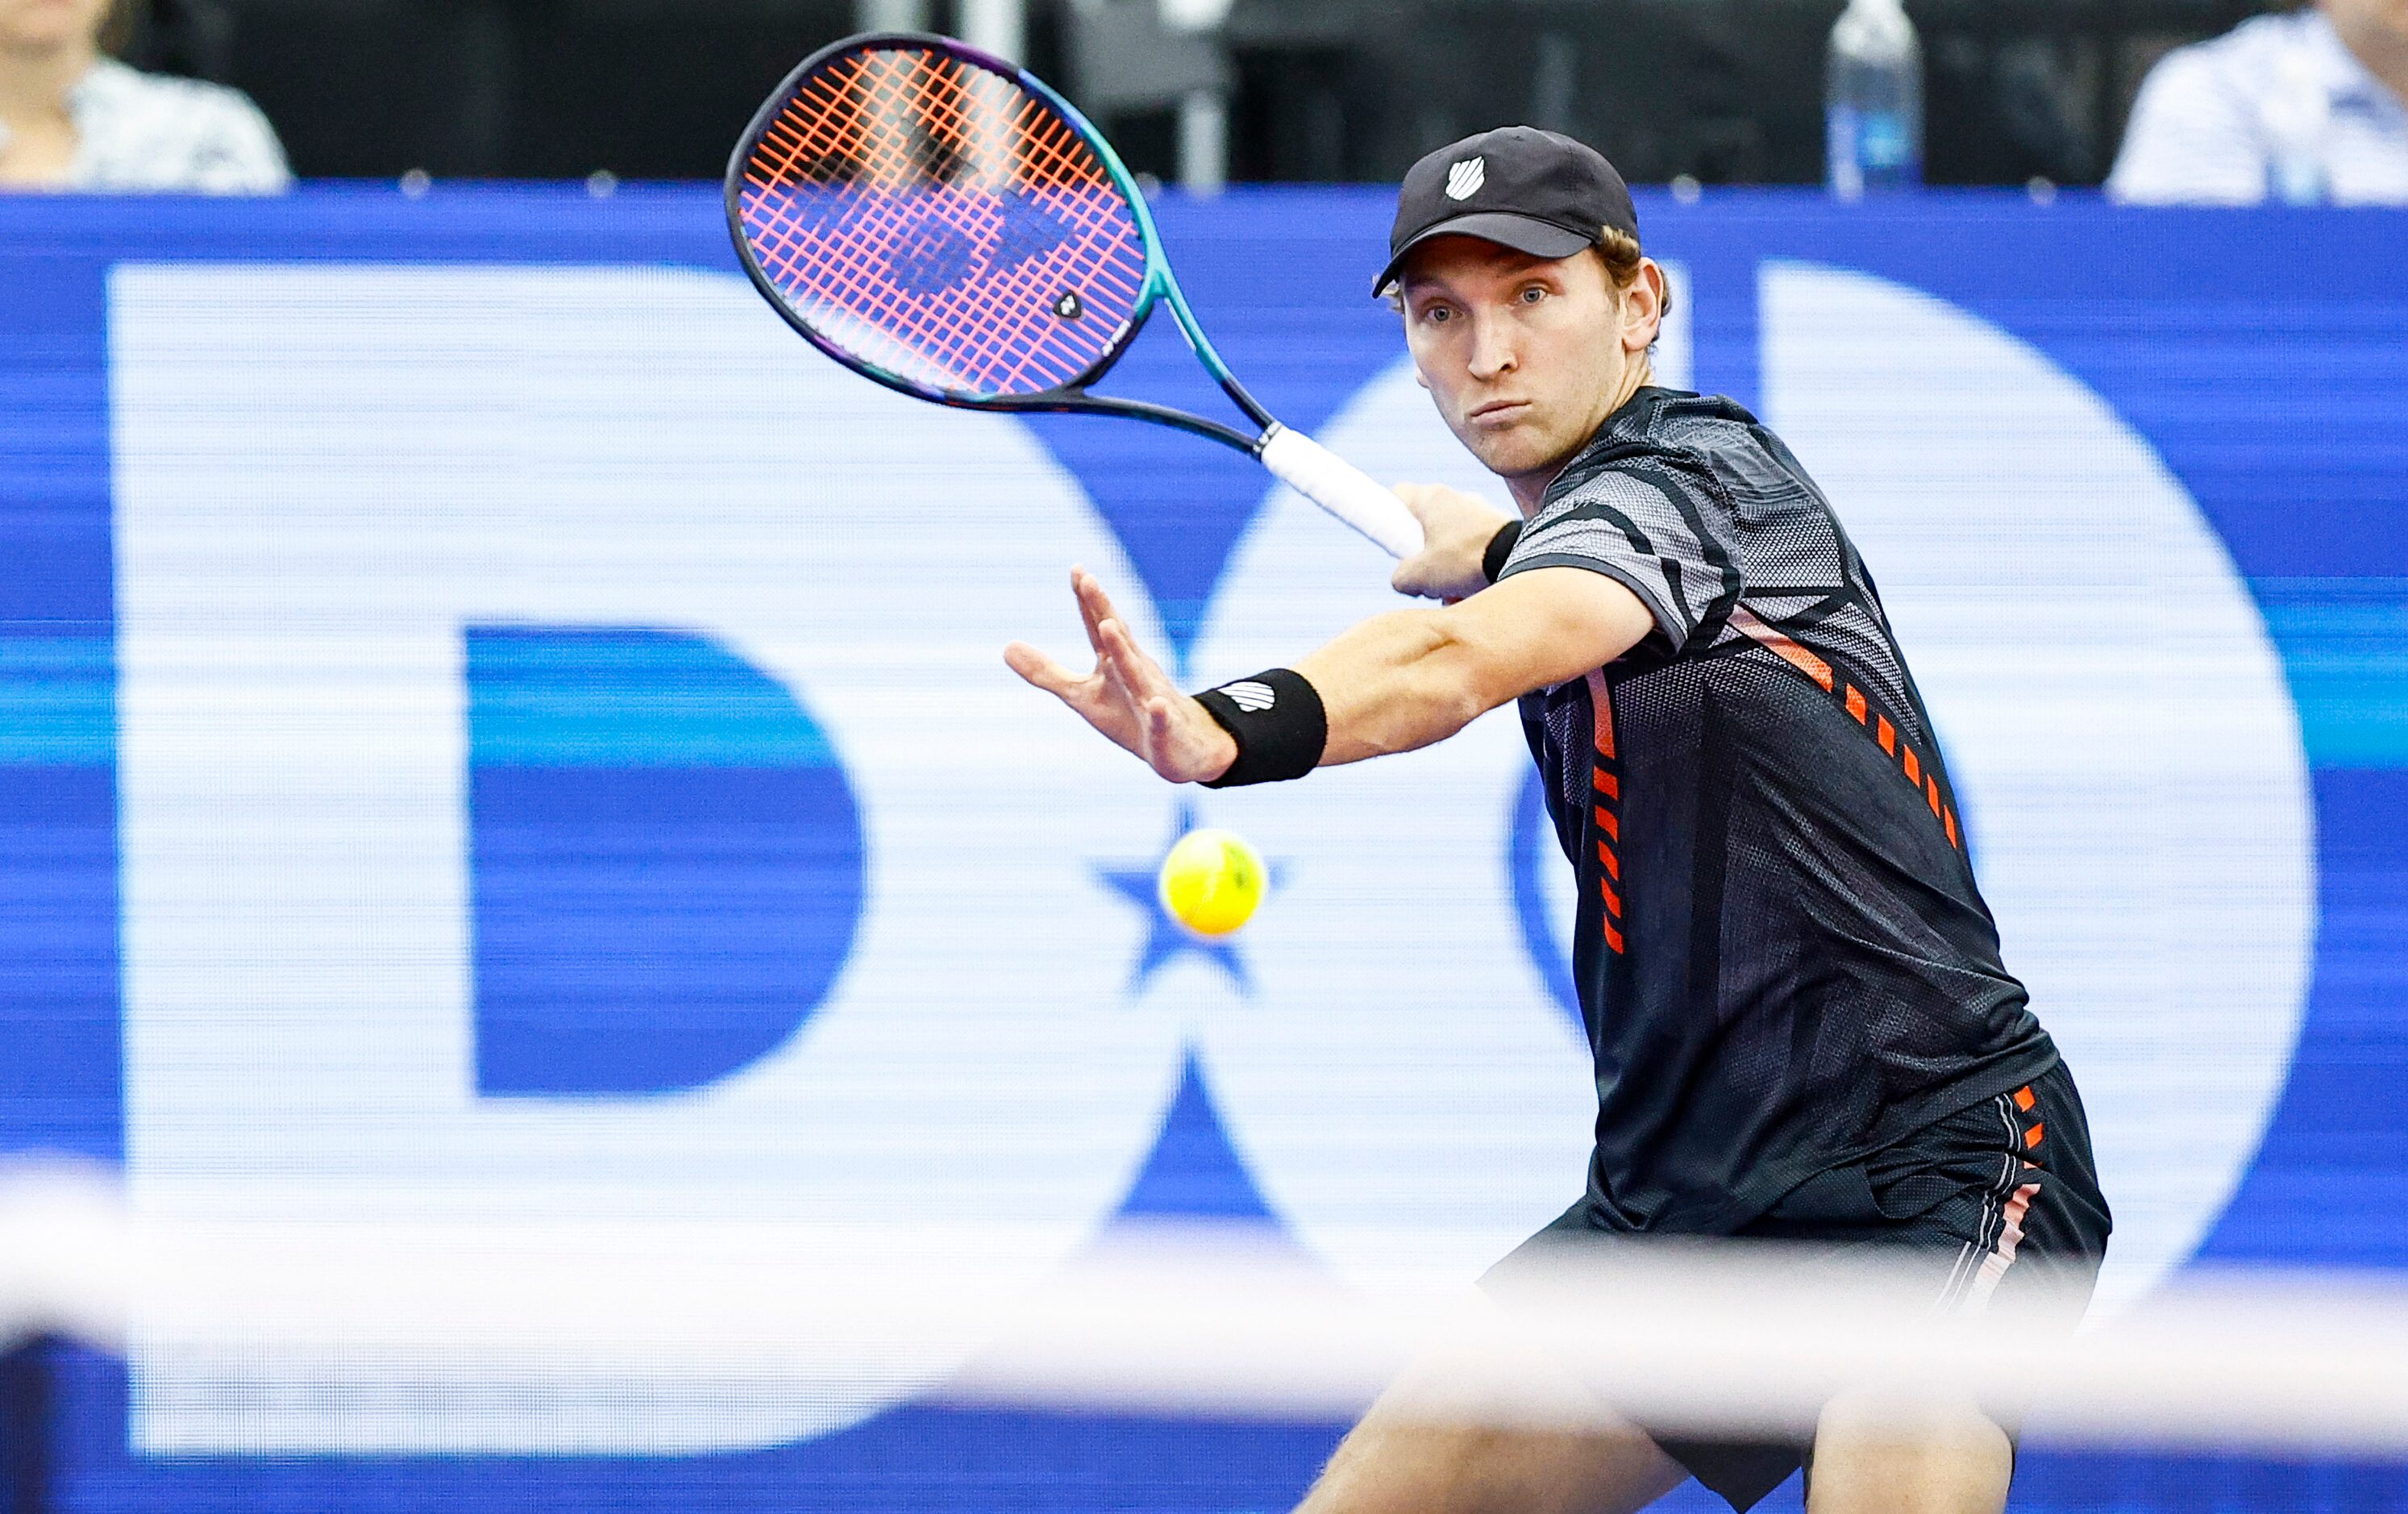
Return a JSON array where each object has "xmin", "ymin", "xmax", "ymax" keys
[{"xmin": 1006, "ymin": 127, "xmax": 2109, "ymax": 1514}]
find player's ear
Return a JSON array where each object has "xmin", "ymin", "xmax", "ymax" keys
[{"xmin": 1622, "ymin": 258, "xmax": 1666, "ymax": 355}]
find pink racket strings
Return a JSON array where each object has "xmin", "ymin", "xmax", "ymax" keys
[{"xmin": 734, "ymin": 44, "xmax": 1151, "ymax": 399}]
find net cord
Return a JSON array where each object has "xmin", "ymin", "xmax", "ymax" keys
[{"xmin": 13, "ymin": 1166, "xmax": 2408, "ymax": 1455}]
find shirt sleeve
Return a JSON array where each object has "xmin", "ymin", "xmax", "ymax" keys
[
  {"xmin": 186, "ymin": 89, "xmax": 293, "ymax": 194},
  {"xmin": 2106, "ymin": 45, "xmax": 2269, "ymax": 206},
  {"xmin": 1495, "ymin": 458, "xmax": 1740, "ymax": 652}
]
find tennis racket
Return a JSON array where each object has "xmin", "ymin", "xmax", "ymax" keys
[{"xmin": 724, "ymin": 31, "xmax": 1424, "ymax": 559}]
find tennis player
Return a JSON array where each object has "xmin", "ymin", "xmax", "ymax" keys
[{"xmin": 1004, "ymin": 126, "xmax": 2111, "ymax": 1514}]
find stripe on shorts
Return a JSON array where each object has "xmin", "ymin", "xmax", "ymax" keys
[{"xmin": 1938, "ymin": 1090, "xmax": 2044, "ymax": 1314}]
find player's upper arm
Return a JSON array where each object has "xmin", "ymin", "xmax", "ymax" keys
[
  {"xmin": 1435, "ymin": 564, "xmax": 1656, "ymax": 708},
  {"xmin": 1500, "ymin": 457, "xmax": 1740, "ymax": 654}
]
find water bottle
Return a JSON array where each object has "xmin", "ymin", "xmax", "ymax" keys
[{"xmin": 1826, "ymin": 0, "xmax": 1923, "ymax": 200}]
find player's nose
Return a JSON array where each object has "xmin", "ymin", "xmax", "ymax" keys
[{"xmin": 1466, "ymin": 313, "xmax": 1516, "ymax": 380}]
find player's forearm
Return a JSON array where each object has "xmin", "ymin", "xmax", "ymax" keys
[
  {"xmin": 1187, "ymin": 569, "xmax": 1648, "ymax": 787},
  {"xmin": 1291, "ymin": 608, "xmax": 1508, "ymax": 766}
]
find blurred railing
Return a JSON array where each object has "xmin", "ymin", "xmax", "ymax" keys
[{"xmin": 111, "ymin": 0, "xmax": 2280, "ymax": 185}]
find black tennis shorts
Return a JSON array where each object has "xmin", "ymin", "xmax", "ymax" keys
[{"xmin": 1481, "ymin": 1061, "xmax": 2112, "ymax": 1513}]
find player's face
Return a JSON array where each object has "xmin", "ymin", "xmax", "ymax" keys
[
  {"xmin": 0, "ymin": 0, "xmax": 106, "ymax": 53},
  {"xmin": 2326, "ymin": 0, "xmax": 2408, "ymax": 46},
  {"xmin": 1399, "ymin": 237, "xmax": 1659, "ymax": 490}
]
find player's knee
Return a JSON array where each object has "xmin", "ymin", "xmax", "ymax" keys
[
  {"xmin": 1811, "ymin": 1390, "xmax": 2012, "ymax": 1512},
  {"xmin": 1820, "ymin": 1387, "xmax": 2007, "ymax": 1446}
]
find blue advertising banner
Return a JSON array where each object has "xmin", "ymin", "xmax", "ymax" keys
[{"xmin": 1, "ymin": 185, "xmax": 2405, "ymax": 1511}]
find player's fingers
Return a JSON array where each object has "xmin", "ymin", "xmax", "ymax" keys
[
  {"xmin": 1002, "ymin": 640, "xmax": 1082, "ymax": 697},
  {"xmin": 1096, "ymin": 615, "xmax": 1172, "ymax": 701},
  {"xmin": 1098, "ymin": 626, "xmax": 1176, "ymax": 725},
  {"xmin": 1064, "ymin": 576, "xmax": 1148, "ymax": 713},
  {"xmin": 1092, "ymin": 618, "xmax": 1137, "ymax": 698},
  {"xmin": 1073, "ymin": 568, "xmax": 1123, "ymax": 656},
  {"xmin": 1074, "ymin": 568, "xmax": 1108, "ymax": 655},
  {"xmin": 1006, "ymin": 642, "xmax": 1155, "ymax": 758},
  {"xmin": 1009, "ymin": 643, "xmax": 1115, "ymax": 716},
  {"xmin": 1089, "ymin": 621, "xmax": 1143, "ymax": 707}
]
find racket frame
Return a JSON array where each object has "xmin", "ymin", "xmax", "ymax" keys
[{"xmin": 725, "ymin": 31, "xmax": 1276, "ymax": 457}]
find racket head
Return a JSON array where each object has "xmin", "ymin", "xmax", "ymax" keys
[{"xmin": 726, "ymin": 34, "xmax": 1167, "ymax": 408}]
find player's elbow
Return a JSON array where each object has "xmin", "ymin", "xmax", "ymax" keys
[
  {"xmin": 1417, "ymin": 622, "xmax": 1520, "ymax": 730},
  {"xmin": 1423, "ymin": 669, "xmax": 1493, "ymax": 740}
]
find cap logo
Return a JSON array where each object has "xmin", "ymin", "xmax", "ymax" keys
[{"xmin": 1444, "ymin": 156, "xmax": 1485, "ymax": 201}]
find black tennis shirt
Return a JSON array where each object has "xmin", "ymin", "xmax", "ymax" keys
[{"xmin": 1497, "ymin": 387, "xmax": 2060, "ymax": 1235}]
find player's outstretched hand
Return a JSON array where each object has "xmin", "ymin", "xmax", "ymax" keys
[
  {"xmin": 1389, "ymin": 483, "xmax": 1517, "ymax": 603},
  {"xmin": 1004, "ymin": 568, "xmax": 1239, "ymax": 786}
]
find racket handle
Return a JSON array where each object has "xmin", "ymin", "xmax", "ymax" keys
[{"xmin": 1258, "ymin": 424, "xmax": 1425, "ymax": 559}]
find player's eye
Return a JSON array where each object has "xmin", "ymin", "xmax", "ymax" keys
[
  {"xmin": 1518, "ymin": 284, "xmax": 1549, "ymax": 305},
  {"xmin": 1421, "ymin": 304, "xmax": 1455, "ymax": 325}
]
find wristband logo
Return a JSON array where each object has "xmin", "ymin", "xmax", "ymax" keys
[
  {"xmin": 1221, "ymin": 680, "xmax": 1279, "ymax": 712},
  {"xmin": 108, "ymin": 257, "xmax": 2309, "ymax": 1459}
]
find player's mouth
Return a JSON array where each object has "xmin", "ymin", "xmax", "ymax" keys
[{"xmin": 1467, "ymin": 398, "xmax": 1533, "ymax": 428}]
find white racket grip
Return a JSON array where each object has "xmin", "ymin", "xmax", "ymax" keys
[{"xmin": 1257, "ymin": 423, "xmax": 1424, "ymax": 559}]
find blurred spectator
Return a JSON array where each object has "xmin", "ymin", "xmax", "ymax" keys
[
  {"xmin": 2108, "ymin": 0, "xmax": 2408, "ymax": 204},
  {"xmin": 0, "ymin": 0, "xmax": 287, "ymax": 191}
]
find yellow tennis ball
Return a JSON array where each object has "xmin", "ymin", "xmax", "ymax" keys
[{"xmin": 1157, "ymin": 827, "xmax": 1266, "ymax": 938}]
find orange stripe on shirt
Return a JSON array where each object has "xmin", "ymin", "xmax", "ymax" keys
[
  {"xmin": 1584, "ymin": 669, "xmax": 1618, "ymax": 759},
  {"xmin": 1727, "ymin": 605, "xmax": 1834, "ymax": 692}
]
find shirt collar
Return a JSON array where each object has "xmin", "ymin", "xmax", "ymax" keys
[{"xmin": 64, "ymin": 56, "xmax": 136, "ymax": 119}]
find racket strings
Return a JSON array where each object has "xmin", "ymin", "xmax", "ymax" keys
[
  {"xmin": 749, "ymin": 82, "xmax": 1135, "ymax": 381},
  {"xmin": 745, "ymin": 86, "xmax": 1127, "ymax": 393},
  {"xmin": 735, "ymin": 44, "xmax": 1150, "ymax": 399},
  {"xmin": 742, "ymin": 164, "xmax": 1113, "ymax": 398}
]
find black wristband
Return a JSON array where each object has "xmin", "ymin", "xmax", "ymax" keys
[
  {"xmin": 1482, "ymin": 519, "xmax": 1525, "ymax": 584},
  {"xmin": 1192, "ymin": 668, "xmax": 1328, "ymax": 788}
]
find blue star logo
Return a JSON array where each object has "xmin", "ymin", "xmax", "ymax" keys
[{"xmin": 1098, "ymin": 802, "xmax": 1284, "ymax": 996}]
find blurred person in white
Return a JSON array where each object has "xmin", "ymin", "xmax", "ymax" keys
[
  {"xmin": 0, "ymin": 0, "xmax": 288, "ymax": 191},
  {"xmin": 2108, "ymin": 0, "xmax": 2408, "ymax": 203}
]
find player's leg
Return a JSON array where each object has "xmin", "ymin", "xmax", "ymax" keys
[
  {"xmin": 1802, "ymin": 1391, "xmax": 2012, "ymax": 1514},
  {"xmin": 1308, "ymin": 1205, "xmax": 1690, "ymax": 1514},
  {"xmin": 1802, "ymin": 1064, "xmax": 2111, "ymax": 1514},
  {"xmin": 1293, "ymin": 1370, "xmax": 1686, "ymax": 1514}
]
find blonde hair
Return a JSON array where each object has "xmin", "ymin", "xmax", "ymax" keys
[{"xmin": 1595, "ymin": 226, "xmax": 1666, "ymax": 316}]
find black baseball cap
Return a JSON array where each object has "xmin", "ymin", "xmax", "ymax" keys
[{"xmin": 1374, "ymin": 126, "xmax": 1639, "ymax": 297}]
